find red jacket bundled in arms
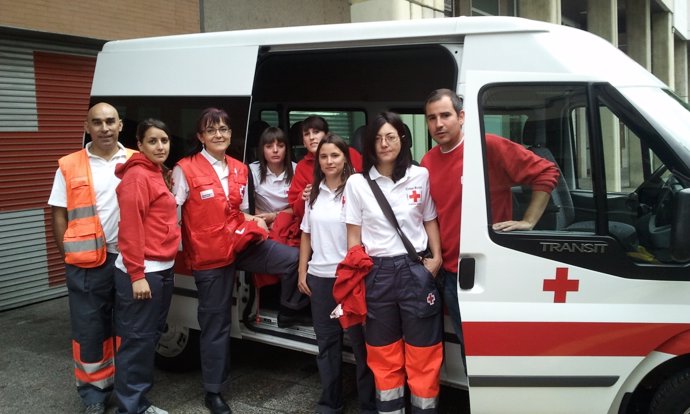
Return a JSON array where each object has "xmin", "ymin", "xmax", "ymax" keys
[{"xmin": 332, "ymin": 245, "xmax": 373, "ymax": 329}]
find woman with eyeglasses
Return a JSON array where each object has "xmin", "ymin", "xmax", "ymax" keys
[
  {"xmin": 342, "ymin": 111, "xmax": 443, "ymax": 413},
  {"xmin": 171, "ymin": 108, "xmax": 307, "ymax": 414}
]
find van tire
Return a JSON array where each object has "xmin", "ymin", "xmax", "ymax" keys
[
  {"xmin": 154, "ymin": 324, "xmax": 200, "ymax": 372},
  {"xmin": 649, "ymin": 369, "xmax": 690, "ymax": 414}
]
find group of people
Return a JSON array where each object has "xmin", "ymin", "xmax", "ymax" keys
[{"xmin": 49, "ymin": 88, "xmax": 558, "ymax": 414}]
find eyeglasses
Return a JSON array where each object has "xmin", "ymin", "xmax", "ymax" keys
[
  {"xmin": 375, "ymin": 134, "xmax": 401, "ymax": 145},
  {"xmin": 205, "ymin": 127, "xmax": 230, "ymax": 135}
]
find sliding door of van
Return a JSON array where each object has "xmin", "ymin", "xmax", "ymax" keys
[
  {"xmin": 458, "ymin": 72, "xmax": 690, "ymax": 413},
  {"xmin": 89, "ymin": 42, "xmax": 259, "ymax": 350}
]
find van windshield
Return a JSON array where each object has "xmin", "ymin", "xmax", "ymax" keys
[{"xmin": 620, "ymin": 87, "xmax": 690, "ymax": 158}]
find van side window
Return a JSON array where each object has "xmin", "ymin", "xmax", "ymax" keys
[
  {"xmin": 88, "ymin": 97, "xmax": 251, "ymax": 165},
  {"xmin": 480, "ymin": 83, "xmax": 690, "ymax": 276}
]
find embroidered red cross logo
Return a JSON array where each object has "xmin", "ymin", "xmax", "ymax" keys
[
  {"xmin": 409, "ymin": 190, "xmax": 421, "ymax": 203},
  {"xmin": 426, "ymin": 292, "xmax": 436, "ymax": 305},
  {"xmin": 543, "ymin": 267, "xmax": 579, "ymax": 303}
]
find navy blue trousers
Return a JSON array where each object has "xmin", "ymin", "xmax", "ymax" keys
[
  {"xmin": 66, "ymin": 253, "xmax": 117, "ymax": 405},
  {"xmin": 114, "ymin": 267, "xmax": 174, "ymax": 414},
  {"xmin": 308, "ymin": 274, "xmax": 376, "ymax": 414},
  {"xmin": 194, "ymin": 239, "xmax": 307, "ymax": 393}
]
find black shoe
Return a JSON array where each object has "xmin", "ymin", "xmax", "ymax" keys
[
  {"xmin": 277, "ymin": 307, "xmax": 312, "ymax": 328},
  {"xmin": 204, "ymin": 392, "xmax": 232, "ymax": 414},
  {"xmin": 277, "ymin": 308, "xmax": 299, "ymax": 328}
]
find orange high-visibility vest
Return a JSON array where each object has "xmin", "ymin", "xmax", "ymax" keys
[{"xmin": 58, "ymin": 148, "xmax": 135, "ymax": 268}]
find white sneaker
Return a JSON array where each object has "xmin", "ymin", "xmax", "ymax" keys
[{"xmin": 144, "ymin": 405, "xmax": 168, "ymax": 414}]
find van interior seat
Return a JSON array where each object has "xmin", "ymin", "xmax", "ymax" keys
[
  {"xmin": 520, "ymin": 120, "xmax": 638, "ymax": 252},
  {"xmin": 351, "ymin": 125, "xmax": 365, "ymax": 154},
  {"xmin": 289, "ymin": 121, "xmax": 307, "ymax": 162}
]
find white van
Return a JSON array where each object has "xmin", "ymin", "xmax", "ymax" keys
[{"xmin": 90, "ymin": 16, "xmax": 690, "ymax": 413}]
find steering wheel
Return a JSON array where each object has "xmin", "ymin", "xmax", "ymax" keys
[
  {"xmin": 634, "ymin": 165, "xmax": 668, "ymax": 215},
  {"xmin": 641, "ymin": 173, "xmax": 682, "ymax": 254},
  {"xmin": 652, "ymin": 175, "xmax": 681, "ymax": 227}
]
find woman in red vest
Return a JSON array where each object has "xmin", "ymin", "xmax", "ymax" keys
[
  {"xmin": 171, "ymin": 108, "xmax": 307, "ymax": 414},
  {"xmin": 114, "ymin": 118, "xmax": 180, "ymax": 414}
]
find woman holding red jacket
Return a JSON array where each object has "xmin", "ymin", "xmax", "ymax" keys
[
  {"xmin": 342, "ymin": 112, "xmax": 443, "ymax": 414},
  {"xmin": 113, "ymin": 118, "xmax": 179, "ymax": 414},
  {"xmin": 297, "ymin": 134, "xmax": 375, "ymax": 414}
]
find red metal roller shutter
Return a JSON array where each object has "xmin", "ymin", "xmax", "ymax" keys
[{"xmin": 0, "ymin": 46, "xmax": 96, "ymax": 310}]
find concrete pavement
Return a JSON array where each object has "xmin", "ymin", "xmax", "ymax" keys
[{"xmin": 0, "ymin": 297, "xmax": 468, "ymax": 413}]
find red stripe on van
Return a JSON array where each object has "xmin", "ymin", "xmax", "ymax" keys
[{"xmin": 463, "ymin": 322, "xmax": 690, "ymax": 357}]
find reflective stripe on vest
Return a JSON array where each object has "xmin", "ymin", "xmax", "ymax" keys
[{"xmin": 67, "ymin": 205, "xmax": 98, "ymax": 221}]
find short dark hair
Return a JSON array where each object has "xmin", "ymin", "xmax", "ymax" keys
[
  {"xmin": 425, "ymin": 88, "xmax": 463, "ymax": 114},
  {"xmin": 363, "ymin": 112, "xmax": 411, "ymax": 183},
  {"xmin": 301, "ymin": 115, "xmax": 329, "ymax": 134},
  {"xmin": 136, "ymin": 118, "xmax": 170, "ymax": 143},
  {"xmin": 309, "ymin": 133, "xmax": 353, "ymax": 208},
  {"xmin": 257, "ymin": 126, "xmax": 293, "ymax": 184},
  {"xmin": 190, "ymin": 107, "xmax": 231, "ymax": 154}
]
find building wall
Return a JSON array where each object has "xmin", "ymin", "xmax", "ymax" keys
[
  {"xmin": 351, "ymin": 0, "xmax": 445, "ymax": 22},
  {"xmin": 201, "ymin": 0, "xmax": 350, "ymax": 31},
  {"xmin": 0, "ymin": 0, "xmax": 200, "ymax": 40}
]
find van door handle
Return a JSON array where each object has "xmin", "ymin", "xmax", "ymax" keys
[{"xmin": 458, "ymin": 258, "xmax": 475, "ymax": 290}]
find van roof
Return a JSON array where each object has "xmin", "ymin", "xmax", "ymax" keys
[
  {"xmin": 101, "ymin": 16, "xmax": 548, "ymax": 52},
  {"xmin": 93, "ymin": 16, "xmax": 664, "ymax": 97}
]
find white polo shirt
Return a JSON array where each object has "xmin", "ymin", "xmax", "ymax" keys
[
  {"xmin": 342, "ymin": 165, "xmax": 436, "ymax": 258},
  {"xmin": 249, "ymin": 161, "xmax": 296, "ymax": 213},
  {"xmin": 171, "ymin": 149, "xmax": 249, "ymax": 210},
  {"xmin": 48, "ymin": 142, "xmax": 129, "ymax": 254},
  {"xmin": 300, "ymin": 181, "xmax": 346, "ymax": 278}
]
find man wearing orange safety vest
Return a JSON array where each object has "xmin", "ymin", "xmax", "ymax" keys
[{"xmin": 48, "ymin": 102, "xmax": 135, "ymax": 414}]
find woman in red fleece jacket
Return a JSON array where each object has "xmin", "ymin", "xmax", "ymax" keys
[{"xmin": 113, "ymin": 118, "xmax": 180, "ymax": 414}]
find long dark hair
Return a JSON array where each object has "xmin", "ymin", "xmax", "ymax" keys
[
  {"xmin": 362, "ymin": 111, "xmax": 411, "ymax": 183},
  {"xmin": 188, "ymin": 107, "xmax": 231, "ymax": 155},
  {"xmin": 308, "ymin": 133, "xmax": 353, "ymax": 209},
  {"xmin": 257, "ymin": 126, "xmax": 293, "ymax": 184}
]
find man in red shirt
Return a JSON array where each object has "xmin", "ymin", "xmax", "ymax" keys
[{"xmin": 420, "ymin": 89, "xmax": 559, "ymax": 351}]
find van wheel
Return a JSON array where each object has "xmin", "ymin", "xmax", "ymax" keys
[
  {"xmin": 154, "ymin": 324, "xmax": 200, "ymax": 372},
  {"xmin": 649, "ymin": 369, "xmax": 690, "ymax": 414}
]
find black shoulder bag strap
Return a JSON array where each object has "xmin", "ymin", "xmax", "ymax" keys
[{"xmin": 364, "ymin": 172, "xmax": 420, "ymax": 262}]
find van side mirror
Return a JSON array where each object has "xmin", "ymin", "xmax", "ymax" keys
[{"xmin": 671, "ymin": 188, "xmax": 690, "ymax": 262}]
